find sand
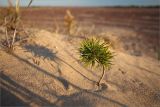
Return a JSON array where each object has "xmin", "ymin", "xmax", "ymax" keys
[{"xmin": 0, "ymin": 29, "xmax": 160, "ymax": 107}]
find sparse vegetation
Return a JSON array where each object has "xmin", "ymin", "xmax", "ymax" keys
[
  {"xmin": 79, "ymin": 37, "xmax": 114, "ymax": 86},
  {"xmin": 64, "ymin": 9, "xmax": 76, "ymax": 35},
  {"xmin": 2, "ymin": 0, "xmax": 20, "ymax": 52},
  {"xmin": 2, "ymin": 0, "xmax": 33, "ymax": 52},
  {"xmin": 0, "ymin": 3, "xmax": 159, "ymax": 107}
]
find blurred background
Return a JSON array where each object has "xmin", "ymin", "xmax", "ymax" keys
[
  {"xmin": 0, "ymin": 0, "xmax": 160, "ymax": 59},
  {"xmin": 0, "ymin": 0, "xmax": 159, "ymax": 7}
]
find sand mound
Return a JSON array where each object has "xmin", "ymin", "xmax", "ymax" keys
[{"xmin": 0, "ymin": 29, "xmax": 160, "ymax": 107}]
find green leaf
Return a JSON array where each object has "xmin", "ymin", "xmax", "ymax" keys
[{"xmin": 79, "ymin": 37, "xmax": 114, "ymax": 69}]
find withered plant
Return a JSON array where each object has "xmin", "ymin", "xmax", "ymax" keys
[
  {"xmin": 64, "ymin": 9, "xmax": 76, "ymax": 35},
  {"xmin": 2, "ymin": 0, "xmax": 33, "ymax": 52}
]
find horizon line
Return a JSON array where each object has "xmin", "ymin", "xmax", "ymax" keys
[{"xmin": 0, "ymin": 5, "xmax": 160, "ymax": 8}]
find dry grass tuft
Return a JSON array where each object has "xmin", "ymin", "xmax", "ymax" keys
[
  {"xmin": 64, "ymin": 10, "xmax": 77, "ymax": 35},
  {"xmin": 1, "ymin": 0, "xmax": 33, "ymax": 52}
]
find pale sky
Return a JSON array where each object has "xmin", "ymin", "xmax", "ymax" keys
[{"xmin": 0, "ymin": 0, "xmax": 159, "ymax": 7}]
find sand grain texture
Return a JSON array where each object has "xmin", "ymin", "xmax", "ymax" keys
[{"xmin": 0, "ymin": 29, "xmax": 160, "ymax": 107}]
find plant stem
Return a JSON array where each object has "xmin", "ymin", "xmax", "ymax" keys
[
  {"xmin": 4, "ymin": 18, "xmax": 10, "ymax": 48},
  {"xmin": 12, "ymin": 28, "xmax": 17, "ymax": 47},
  {"xmin": 16, "ymin": 0, "xmax": 20, "ymax": 14},
  {"xmin": 97, "ymin": 65, "xmax": 105, "ymax": 86},
  {"xmin": 28, "ymin": 0, "xmax": 33, "ymax": 7},
  {"xmin": 5, "ymin": 27, "xmax": 10, "ymax": 47}
]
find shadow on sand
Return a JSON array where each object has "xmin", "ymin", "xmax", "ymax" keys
[
  {"xmin": 24, "ymin": 44, "xmax": 56, "ymax": 60},
  {"xmin": 1, "ymin": 87, "xmax": 29, "ymax": 106},
  {"xmin": 0, "ymin": 72, "xmax": 55, "ymax": 106},
  {"xmin": 24, "ymin": 44, "xmax": 97, "ymax": 83},
  {"xmin": 1, "ymin": 45, "xmax": 128, "ymax": 107}
]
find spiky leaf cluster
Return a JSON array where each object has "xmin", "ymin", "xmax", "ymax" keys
[{"xmin": 79, "ymin": 38, "xmax": 114, "ymax": 69}]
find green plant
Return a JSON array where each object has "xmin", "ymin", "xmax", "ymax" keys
[{"xmin": 79, "ymin": 37, "xmax": 114, "ymax": 86}]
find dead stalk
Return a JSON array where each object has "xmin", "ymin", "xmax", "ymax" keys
[
  {"xmin": 16, "ymin": 0, "xmax": 20, "ymax": 14},
  {"xmin": 28, "ymin": 0, "xmax": 33, "ymax": 7},
  {"xmin": 4, "ymin": 18, "xmax": 10, "ymax": 47},
  {"xmin": 54, "ymin": 19, "xmax": 59, "ymax": 34},
  {"xmin": 5, "ymin": 27, "xmax": 10, "ymax": 47},
  {"xmin": 12, "ymin": 28, "xmax": 17, "ymax": 46}
]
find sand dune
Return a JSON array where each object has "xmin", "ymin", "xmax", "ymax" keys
[{"xmin": 0, "ymin": 29, "xmax": 159, "ymax": 107}]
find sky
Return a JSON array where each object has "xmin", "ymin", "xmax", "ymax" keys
[{"xmin": 0, "ymin": 0, "xmax": 159, "ymax": 7}]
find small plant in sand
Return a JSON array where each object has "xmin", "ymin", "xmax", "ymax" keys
[
  {"xmin": 79, "ymin": 37, "xmax": 114, "ymax": 86},
  {"xmin": 2, "ymin": 0, "xmax": 33, "ymax": 52},
  {"xmin": 64, "ymin": 9, "xmax": 76, "ymax": 35}
]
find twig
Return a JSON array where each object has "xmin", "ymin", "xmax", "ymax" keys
[
  {"xmin": 4, "ymin": 17, "xmax": 10, "ymax": 47},
  {"xmin": 28, "ymin": 0, "xmax": 33, "ymax": 7},
  {"xmin": 12, "ymin": 28, "xmax": 17, "ymax": 46}
]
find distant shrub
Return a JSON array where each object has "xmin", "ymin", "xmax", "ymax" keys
[
  {"xmin": 64, "ymin": 10, "xmax": 76, "ymax": 35},
  {"xmin": 79, "ymin": 37, "xmax": 114, "ymax": 86}
]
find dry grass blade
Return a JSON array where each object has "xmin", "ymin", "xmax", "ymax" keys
[
  {"xmin": 28, "ymin": 0, "xmax": 34, "ymax": 7},
  {"xmin": 16, "ymin": 0, "xmax": 20, "ymax": 15},
  {"xmin": 8, "ymin": 0, "xmax": 13, "ymax": 7},
  {"xmin": 4, "ymin": 17, "xmax": 10, "ymax": 47},
  {"xmin": 12, "ymin": 28, "xmax": 17, "ymax": 46}
]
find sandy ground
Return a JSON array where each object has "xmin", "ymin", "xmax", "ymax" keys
[
  {"xmin": 0, "ymin": 28, "xmax": 160, "ymax": 107},
  {"xmin": 0, "ymin": 7, "xmax": 160, "ymax": 107}
]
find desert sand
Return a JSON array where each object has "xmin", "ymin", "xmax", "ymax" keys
[{"xmin": 0, "ymin": 7, "xmax": 160, "ymax": 107}]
